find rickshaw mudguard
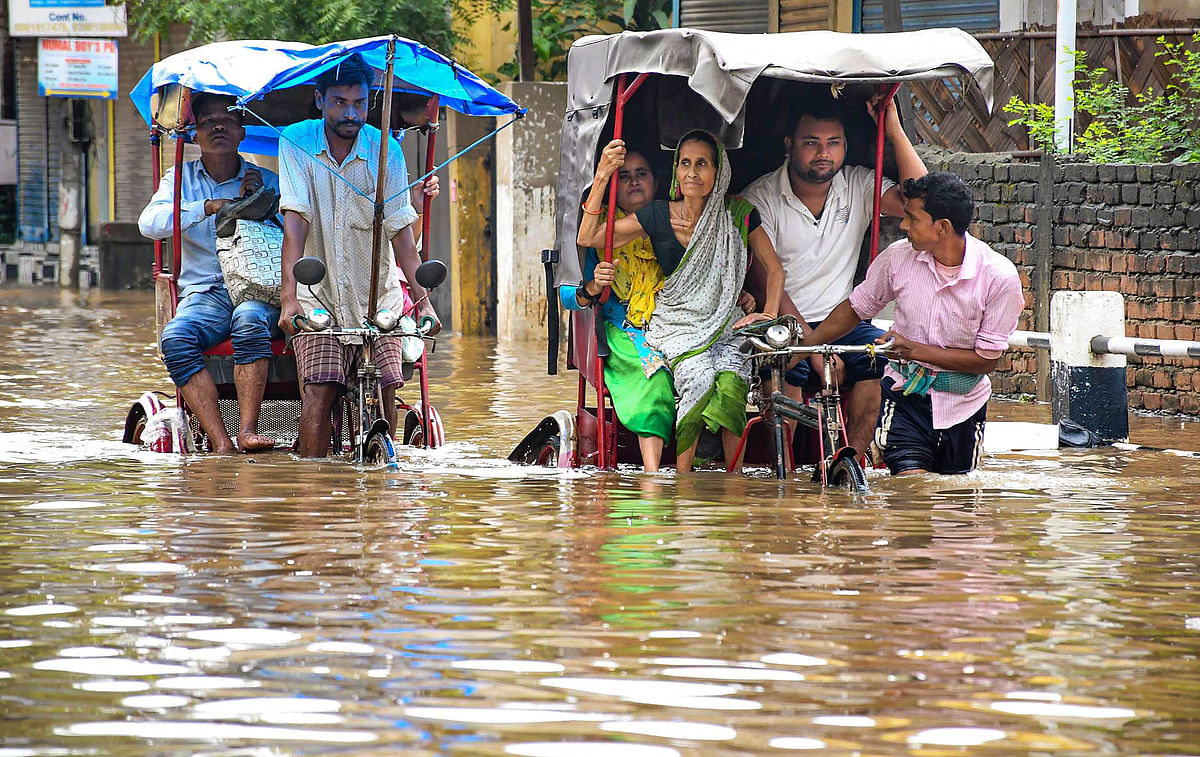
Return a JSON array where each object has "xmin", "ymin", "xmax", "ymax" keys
[
  {"xmin": 508, "ymin": 410, "xmax": 574, "ymax": 467},
  {"xmin": 124, "ymin": 391, "xmax": 188, "ymax": 453}
]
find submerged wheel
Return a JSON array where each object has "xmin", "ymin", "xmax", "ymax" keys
[
  {"xmin": 527, "ymin": 434, "xmax": 561, "ymax": 467},
  {"xmin": 123, "ymin": 405, "xmax": 148, "ymax": 445},
  {"xmin": 828, "ymin": 454, "xmax": 868, "ymax": 492},
  {"xmin": 402, "ymin": 420, "xmax": 424, "ymax": 448},
  {"xmin": 363, "ymin": 430, "xmax": 398, "ymax": 467}
]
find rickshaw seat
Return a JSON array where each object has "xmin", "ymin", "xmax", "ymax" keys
[{"xmin": 202, "ymin": 337, "xmax": 299, "ymax": 402}]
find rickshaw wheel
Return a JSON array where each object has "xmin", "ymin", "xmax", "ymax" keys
[
  {"xmin": 403, "ymin": 423, "xmax": 424, "ymax": 447},
  {"xmin": 828, "ymin": 455, "xmax": 868, "ymax": 492},
  {"xmin": 363, "ymin": 430, "xmax": 398, "ymax": 467},
  {"xmin": 529, "ymin": 435, "xmax": 561, "ymax": 467},
  {"xmin": 123, "ymin": 405, "xmax": 148, "ymax": 444}
]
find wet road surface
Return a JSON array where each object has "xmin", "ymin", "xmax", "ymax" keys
[{"xmin": 2, "ymin": 286, "xmax": 1200, "ymax": 756}]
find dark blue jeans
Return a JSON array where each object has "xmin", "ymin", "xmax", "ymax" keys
[{"xmin": 160, "ymin": 286, "xmax": 280, "ymax": 388}]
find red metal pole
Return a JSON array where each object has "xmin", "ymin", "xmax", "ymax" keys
[
  {"xmin": 150, "ymin": 128, "xmax": 163, "ymax": 276},
  {"xmin": 869, "ymin": 83, "xmax": 902, "ymax": 264},
  {"xmin": 575, "ymin": 371, "xmax": 586, "ymax": 468},
  {"xmin": 594, "ymin": 73, "xmax": 648, "ymax": 469},
  {"xmin": 170, "ymin": 134, "xmax": 185, "ymax": 283},
  {"xmin": 418, "ymin": 354, "xmax": 432, "ymax": 447},
  {"xmin": 598, "ymin": 73, "xmax": 648, "ymax": 305},
  {"xmin": 420, "ymin": 95, "xmax": 440, "ymax": 263}
]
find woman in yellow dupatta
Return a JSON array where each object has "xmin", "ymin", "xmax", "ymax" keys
[{"xmin": 562, "ymin": 148, "xmax": 674, "ymax": 471}]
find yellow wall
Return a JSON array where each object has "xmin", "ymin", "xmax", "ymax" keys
[{"xmin": 456, "ymin": 9, "xmax": 518, "ymax": 80}]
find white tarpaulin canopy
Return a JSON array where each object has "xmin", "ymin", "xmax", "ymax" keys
[{"xmin": 554, "ymin": 27, "xmax": 995, "ymax": 286}]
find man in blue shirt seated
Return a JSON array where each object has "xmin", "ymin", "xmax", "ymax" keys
[{"xmin": 138, "ymin": 93, "xmax": 281, "ymax": 453}]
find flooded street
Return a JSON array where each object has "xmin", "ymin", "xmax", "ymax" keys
[{"xmin": 3, "ymin": 285, "xmax": 1200, "ymax": 756}]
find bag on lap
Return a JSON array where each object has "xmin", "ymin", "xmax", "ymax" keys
[
  {"xmin": 214, "ymin": 186, "xmax": 283, "ymax": 307},
  {"xmin": 216, "ymin": 218, "xmax": 283, "ymax": 307}
]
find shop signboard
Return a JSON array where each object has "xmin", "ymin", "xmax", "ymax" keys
[
  {"xmin": 9, "ymin": 0, "xmax": 127, "ymax": 37},
  {"xmin": 37, "ymin": 38, "xmax": 119, "ymax": 99}
]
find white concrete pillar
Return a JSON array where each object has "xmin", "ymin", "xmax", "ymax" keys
[{"xmin": 1050, "ymin": 290, "xmax": 1128, "ymax": 442}]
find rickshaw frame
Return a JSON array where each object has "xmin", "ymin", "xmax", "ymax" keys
[
  {"xmin": 123, "ymin": 36, "xmax": 522, "ymax": 456},
  {"xmin": 512, "ymin": 27, "xmax": 995, "ymax": 480}
]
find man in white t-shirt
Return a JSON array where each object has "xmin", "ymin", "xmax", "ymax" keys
[{"xmin": 742, "ymin": 95, "xmax": 927, "ymax": 455}]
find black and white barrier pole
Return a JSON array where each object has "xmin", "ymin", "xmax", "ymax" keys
[{"xmin": 1050, "ymin": 291, "xmax": 1129, "ymax": 443}]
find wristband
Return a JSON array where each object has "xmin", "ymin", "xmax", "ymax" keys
[{"xmin": 576, "ymin": 286, "xmax": 597, "ymax": 305}]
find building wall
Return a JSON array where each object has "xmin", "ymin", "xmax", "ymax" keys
[
  {"xmin": 927, "ymin": 150, "xmax": 1200, "ymax": 416},
  {"xmin": 15, "ymin": 38, "xmax": 61, "ymax": 242},
  {"xmin": 495, "ymin": 82, "xmax": 565, "ymax": 342}
]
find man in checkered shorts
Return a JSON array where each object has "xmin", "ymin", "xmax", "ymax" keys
[{"xmin": 278, "ymin": 54, "xmax": 439, "ymax": 457}]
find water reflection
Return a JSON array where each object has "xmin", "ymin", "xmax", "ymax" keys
[{"xmin": 1, "ymin": 287, "xmax": 1200, "ymax": 755}]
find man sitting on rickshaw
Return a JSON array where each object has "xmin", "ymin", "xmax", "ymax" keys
[
  {"xmin": 138, "ymin": 93, "xmax": 281, "ymax": 453},
  {"xmin": 278, "ymin": 53, "xmax": 440, "ymax": 458},
  {"xmin": 743, "ymin": 95, "xmax": 927, "ymax": 456},
  {"xmin": 802, "ymin": 172, "xmax": 1023, "ymax": 475}
]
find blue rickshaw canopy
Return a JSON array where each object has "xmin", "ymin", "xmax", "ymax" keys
[{"xmin": 130, "ymin": 35, "xmax": 523, "ymax": 155}]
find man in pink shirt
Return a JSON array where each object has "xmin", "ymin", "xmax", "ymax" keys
[{"xmin": 802, "ymin": 172, "xmax": 1024, "ymax": 474}]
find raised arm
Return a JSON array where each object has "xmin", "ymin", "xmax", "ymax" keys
[
  {"xmin": 576, "ymin": 139, "xmax": 648, "ymax": 250},
  {"xmin": 869, "ymin": 94, "xmax": 928, "ymax": 218}
]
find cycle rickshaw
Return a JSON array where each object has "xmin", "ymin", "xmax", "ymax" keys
[
  {"xmin": 120, "ymin": 36, "xmax": 523, "ymax": 461},
  {"xmin": 509, "ymin": 27, "xmax": 995, "ymax": 487}
]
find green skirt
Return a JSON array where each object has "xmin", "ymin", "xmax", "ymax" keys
[
  {"xmin": 675, "ymin": 371, "xmax": 749, "ymax": 453},
  {"xmin": 604, "ymin": 322, "xmax": 675, "ymax": 441}
]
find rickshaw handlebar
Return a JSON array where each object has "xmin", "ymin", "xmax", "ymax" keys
[
  {"xmin": 742, "ymin": 336, "xmax": 896, "ymax": 357},
  {"xmin": 292, "ymin": 313, "xmax": 438, "ymax": 337}
]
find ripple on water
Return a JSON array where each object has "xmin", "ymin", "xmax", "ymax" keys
[
  {"xmin": 5, "ymin": 604, "xmax": 78, "ymax": 617},
  {"xmin": 74, "ymin": 681, "xmax": 151, "ymax": 693},
  {"xmin": 539, "ymin": 677, "xmax": 739, "ymax": 700},
  {"xmin": 990, "ymin": 701, "xmax": 1137, "ymax": 719},
  {"xmin": 600, "ymin": 721, "xmax": 737, "ymax": 741},
  {"xmin": 907, "ymin": 728, "xmax": 1008, "ymax": 746},
  {"xmin": 155, "ymin": 676, "xmax": 261, "ymax": 691},
  {"xmin": 32, "ymin": 658, "xmax": 188, "ymax": 676},
  {"xmin": 661, "ymin": 666, "xmax": 805, "ymax": 682},
  {"xmin": 306, "ymin": 641, "xmax": 375, "ymax": 655},
  {"xmin": 451, "ymin": 659, "xmax": 565, "ymax": 673},
  {"xmin": 406, "ymin": 707, "xmax": 609, "ymax": 725},
  {"xmin": 184, "ymin": 629, "xmax": 301, "ymax": 645},
  {"xmin": 21, "ymin": 500, "xmax": 105, "ymax": 511},
  {"xmin": 58, "ymin": 647, "xmax": 120, "ymax": 658},
  {"xmin": 505, "ymin": 744, "xmax": 680, "ymax": 757},
  {"xmin": 60, "ymin": 721, "xmax": 376, "ymax": 744},
  {"xmin": 192, "ymin": 697, "xmax": 341, "ymax": 717},
  {"xmin": 120, "ymin": 694, "xmax": 190, "ymax": 709}
]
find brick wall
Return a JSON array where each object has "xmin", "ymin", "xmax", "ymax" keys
[{"xmin": 921, "ymin": 148, "xmax": 1200, "ymax": 416}]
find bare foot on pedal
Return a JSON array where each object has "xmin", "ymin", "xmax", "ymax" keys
[{"xmin": 238, "ymin": 432, "xmax": 276, "ymax": 452}]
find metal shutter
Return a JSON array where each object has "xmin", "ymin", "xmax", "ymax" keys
[
  {"xmin": 859, "ymin": 0, "xmax": 998, "ymax": 32},
  {"xmin": 680, "ymin": 0, "xmax": 771, "ymax": 33}
]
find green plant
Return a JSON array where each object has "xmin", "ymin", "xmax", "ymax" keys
[
  {"xmin": 126, "ymin": 0, "xmax": 509, "ymax": 54},
  {"xmin": 498, "ymin": 0, "xmax": 672, "ymax": 81},
  {"xmin": 1004, "ymin": 35, "xmax": 1200, "ymax": 163}
]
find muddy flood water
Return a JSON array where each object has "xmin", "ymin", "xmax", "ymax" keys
[{"xmin": 2, "ymin": 285, "xmax": 1200, "ymax": 756}]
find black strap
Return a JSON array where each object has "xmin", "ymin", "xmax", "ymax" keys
[{"xmin": 542, "ymin": 248, "xmax": 559, "ymax": 376}]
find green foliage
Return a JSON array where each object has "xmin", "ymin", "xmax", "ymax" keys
[
  {"xmin": 125, "ymin": 0, "xmax": 509, "ymax": 52},
  {"xmin": 1004, "ymin": 35, "xmax": 1200, "ymax": 163},
  {"xmin": 498, "ymin": 0, "xmax": 672, "ymax": 81}
]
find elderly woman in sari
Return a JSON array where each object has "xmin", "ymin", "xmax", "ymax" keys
[
  {"xmin": 563, "ymin": 148, "xmax": 674, "ymax": 471},
  {"xmin": 578, "ymin": 131, "xmax": 785, "ymax": 473}
]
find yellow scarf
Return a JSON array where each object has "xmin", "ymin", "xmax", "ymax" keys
[{"xmin": 607, "ymin": 209, "xmax": 663, "ymax": 329}]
